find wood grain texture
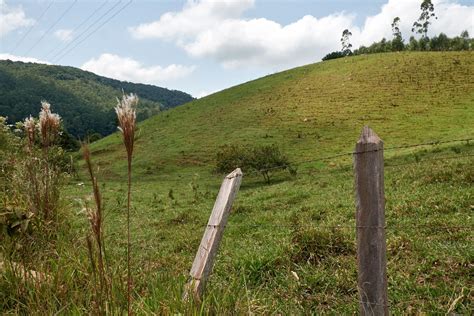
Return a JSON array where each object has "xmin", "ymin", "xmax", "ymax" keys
[
  {"xmin": 185, "ymin": 168, "xmax": 243, "ymax": 301},
  {"xmin": 354, "ymin": 126, "xmax": 388, "ymax": 315}
]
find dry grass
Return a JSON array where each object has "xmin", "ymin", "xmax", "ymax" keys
[{"xmin": 82, "ymin": 143, "xmax": 111, "ymax": 314}]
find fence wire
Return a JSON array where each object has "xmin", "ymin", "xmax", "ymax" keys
[
  {"xmin": 142, "ymin": 140, "xmax": 473, "ymax": 183},
  {"xmin": 241, "ymin": 137, "xmax": 473, "ymax": 177},
  {"xmin": 213, "ymin": 223, "xmax": 473, "ymax": 231}
]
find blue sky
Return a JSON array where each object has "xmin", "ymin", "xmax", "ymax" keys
[{"xmin": 1, "ymin": 0, "xmax": 473, "ymax": 97}]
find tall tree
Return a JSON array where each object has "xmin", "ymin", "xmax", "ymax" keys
[
  {"xmin": 391, "ymin": 17, "xmax": 404, "ymax": 51},
  {"xmin": 412, "ymin": 0, "xmax": 437, "ymax": 38},
  {"xmin": 341, "ymin": 29, "xmax": 353, "ymax": 56}
]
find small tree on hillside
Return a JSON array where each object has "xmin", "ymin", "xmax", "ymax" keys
[
  {"xmin": 249, "ymin": 145, "xmax": 294, "ymax": 184},
  {"xmin": 391, "ymin": 17, "xmax": 404, "ymax": 51},
  {"xmin": 412, "ymin": 0, "xmax": 437, "ymax": 38},
  {"xmin": 341, "ymin": 29, "xmax": 353, "ymax": 56},
  {"xmin": 215, "ymin": 144, "xmax": 295, "ymax": 184},
  {"xmin": 458, "ymin": 30, "xmax": 471, "ymax": 50}
]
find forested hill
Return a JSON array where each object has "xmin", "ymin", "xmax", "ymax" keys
[{"xmin": 0, "ymin": 60, "xmax": 194, "ymax": 137}]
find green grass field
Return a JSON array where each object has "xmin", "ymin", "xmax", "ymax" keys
[{"xmin": 2, "ymin": 52, "xmax": 473, "ymax": 314}]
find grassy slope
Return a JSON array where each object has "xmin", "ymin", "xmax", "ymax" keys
[
  {"xmin": 91, "ymin": 52, "xmax": 473, "ymax": 177},
  {"xmin": 61, "ymin": 52, "xmax": 474, "ymax": 314}
]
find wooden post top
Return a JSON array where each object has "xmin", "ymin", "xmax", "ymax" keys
[
  {"xmin": 358, "ymin": 126, "xmax": 382, "ymax": 144},
  {"xmin": 226, "ymin": 168, "xmax": 243, "ymax": 179}
]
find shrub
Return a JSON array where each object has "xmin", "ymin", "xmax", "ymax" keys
[
  {"xmin": 322, "ymin": 51, "xmax": 345, "ymax": 61},
  {"xmin": 0, "ymin": 103, "xmax": 64, "ymax": 236},
  {"xmin": 249, "ymin": 144, "xmax": 294, "ymax": 183},
  {"xmin": 215, "ymin": 144, "xmax": 295, "ymax": 183},
  {"xmin": 215, "ymin": 144, "xmax": 250, "ymax": 175}
]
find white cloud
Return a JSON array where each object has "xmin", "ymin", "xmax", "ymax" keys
[
  {"xmin": 81, "ymin": 53, "xmax": 196, "ymax": 85},
  {"xmin": 0, "ymin": 53, "xmax": 49, "ymax": 64},
  {"xmin": 0, "ymin": 0, "xmax": 34, "ymax": 37},
  {"xmin": 129, "ymin": 0, "xmax": 474, "ymax": 70},
  {"xmin": 54, "ymin": 29, "xmax": 73, "ymax": 42},
  {"xmin": 184, "ymin": 14, "xmax": 355, "ymax": 69},
  {"xmin": 130, "ymin": 0, "xmax": 255, "ymax": 40}
]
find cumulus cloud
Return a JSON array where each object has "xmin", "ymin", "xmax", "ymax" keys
[
  {"xmin": 81, "ymin": 53, "xmax": 196, "ymax": 85},
  {"xmin": 54, "ymin": 29, "xmax": 73, "ymax": 42},
  {"xmin": 129, "ymin": 0, "xmax": 474, "ymax": 70},
  {"xmin": 0, "ymin": 53, "xmax": 49, "ymax": 64},
  {"xmin": 130, "ymin": 0, "xmax": 255, "ymax": 40},
  {"xmin": 0, "ymin": 0, "xmax": 34, "ymax": 37},
  {"xmin": 184, "ymin": 14, "xmax": 354, "ymax": 69}
]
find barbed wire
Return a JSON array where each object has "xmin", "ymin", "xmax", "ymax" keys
[
  {"xmin": 230, "ymin": 151, "xmax": 473, "ymax": 179},
  {"xmin": 75, "ymin": 136, "xmax": 472, "ymax": 184},
  {"xmin": 384, "ymin": 138, "xmax": 472, "ymax": 151},
  {"xmin": 211, "ymin": 223, "xmax": 473, "ymax": 231},
  {"xmin": 384, "ymin": 153, "xmax": 474, "ymax": 168},
  {"xmin": 80, "ymin": 149, "xmax": 472, "ymax": 188},
  {"xmin": 166, "ymin": 220, "xmax": 473, "ymax": 233}
]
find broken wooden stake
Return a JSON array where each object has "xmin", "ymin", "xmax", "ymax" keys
[{"xmin": 184, "ymin": 168, "xmax": 243, "ymax": 302}]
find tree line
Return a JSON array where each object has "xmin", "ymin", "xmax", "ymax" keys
[{"xmin": 323, "ymin": 0, "xmax": 472, "ymax": 61}]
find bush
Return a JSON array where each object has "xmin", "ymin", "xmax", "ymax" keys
[
  {"xmin": 215, "ymin": 144, "xmax": 250, "ymax": 175},
  {"xmin": 249, "ymin": 145, "xmax": 294, "ymax": 183},
  {"xmin": 322, "ymin": 51, "xmax": 345, "ymax": 61},
  {"xmin": 215, "ymin": 144, "xmax": 295, "ymax": 183}
]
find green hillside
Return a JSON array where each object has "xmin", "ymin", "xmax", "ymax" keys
[
  {"xmin": 0, "ymin": 60, "xmax": 194, "ymax": 137},
  {"xmin": 3, "ymin": 52, "xmax": 472, "ymax": 313},
  {"xmin": 72, "ymin": 52, "xmax": 472, "ymax": 313},
  {"xmin": 90, "ymin": 51, "xmax": 473, "ymax": 176}
]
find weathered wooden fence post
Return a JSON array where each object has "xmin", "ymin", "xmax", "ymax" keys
[
  {"xmin": 184, "ymin": 168, "xmax": 243, "ymax": 302},
  {"xmin": 354, "ymin": 126, "xmax": 388, "ymax": 315}
]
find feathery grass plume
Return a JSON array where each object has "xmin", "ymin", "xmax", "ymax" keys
[
  {"xmin": 37, "ymin": 101, "xmax": 61, "ymax": 219},
  {"xmin": 23, "ymin": 116, "xmax": 41, "ymax": 215},
  {"xmin": 115, "ymin": 94, "xmax": 138, "ymax": 161},
  {"xmin": 23, "ymin": 116, "xmax": 36, "ymax": 151},
  {"xmin": 115, "ymin": 93, "xmax": 138, "ymax": 314},
  {"xmin": 38, "ymin": 101, "xmax": 61, "ymax": 149}
]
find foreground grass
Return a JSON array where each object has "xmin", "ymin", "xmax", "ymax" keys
[{"xmin": 2, "ymin": 141, "xmax": 470, "ymax": 314}]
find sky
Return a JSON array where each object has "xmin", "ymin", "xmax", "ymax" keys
[{"xmin": 1, "ymin": 0, "xmax": 473, "ymax": 98}]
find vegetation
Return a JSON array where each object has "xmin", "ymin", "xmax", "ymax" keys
[
  {"xmin": 412, "ymin": 0, "xmax": 437, "ymax": 38},
  {"xmin": 1, "ymin": 52, "xmax": 473, "ymax": 313},
  {"xmin": 322, "ymin": 0, "xmax": 472, "ymax": 61},
  {"xmin": 340, "ymin": 29, "xmax": 353, "ymax": 56},
  {"xmin": 354, "ymin": 31, "xmax": 472, "ymax": 55},
  {"xmin": 0, "ymin": 60, "xmax": 193, "ymax": 138},
  {"xmin": 215, "ymin": 144, "xmax": 295, "ymax": 183},
  {"xmin": 324, "ymin": 29, "xmax": 472, "ymax": 61},
  {"xmin": 114, "ymin": 93, "xmax": 138, "ymax": 314}
]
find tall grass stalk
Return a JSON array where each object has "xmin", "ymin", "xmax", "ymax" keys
[
  {"xmin": 23, "ymin": 116, "xmax": 41, "ymax": 216},
  {"xmin": 115, "ymin": 93, "xmax": 138, "ymax": 314},
  {"xmin": 82, "ymin": 143, "xmax": 110, "ymax": 314}
]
